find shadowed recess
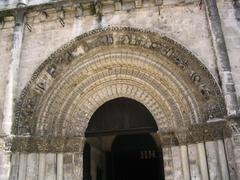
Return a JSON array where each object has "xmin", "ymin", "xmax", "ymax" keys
[{"xmin": 86, "ymin": 97, "xmax": 158, "ymax": 137}]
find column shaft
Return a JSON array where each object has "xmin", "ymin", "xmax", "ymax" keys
[
  {"xmin": 197, "ymin": 143, "xmax": 209, "ymax": 180},
  {"xmin": 2, "ymin": 9, "xmax": 25, "ymax": 134},
  {"xmin": 180, "ymin": 145, "xmax": 190, "ymax": 180},
  {"xmin": 204, "ymin": 0, "xmax": 239, "ymax": 116}
]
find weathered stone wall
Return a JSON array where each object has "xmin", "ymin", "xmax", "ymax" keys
[
  {"xmin": 218, "ymin": 0, "xmax": 240, "ymax": 104},
  {"xmin": 18, "ymin": 2, "xmax": 216, "ymax": 96}
]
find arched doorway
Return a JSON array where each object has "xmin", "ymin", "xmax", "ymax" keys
[
  {"xmin": 84, "ymin": 97, "xmax": 164, "ymax": 180},
  {"xmin": 11, "ymin": 27, "xmax": 228, "ymax": 180}
]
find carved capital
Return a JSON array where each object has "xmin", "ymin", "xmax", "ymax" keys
[
  {"xmin": 11, "ymin": 136, "xmax": 86, "ymax": 152},
  {"xmin": 227, "ymin": 117, "xmax": 240, "ymax": 146},
  {"xmin": 160, "ymin": 120, "xmax": 231, "ymax": 146},
  {"xmin": 0, "ymin": 136, "xmax": 13, "ymax": 152}
]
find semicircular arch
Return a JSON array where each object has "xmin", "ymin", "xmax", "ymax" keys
[{"xmin": 14, "ymin": 27, "xmax": 226, "ymax": 136}]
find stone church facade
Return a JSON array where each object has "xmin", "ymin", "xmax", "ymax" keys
[{"xmin": 0, "ymin": 0, "xmax": 240, "ymax": 179}]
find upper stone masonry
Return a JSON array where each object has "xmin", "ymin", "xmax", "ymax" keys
[
  {"xmin": 0, "ymin": 0, "xmax": 198, "ymax": 12},
  {"xmin": 0, "ymin": 0, "xmax": 66, "ymax": 11}
]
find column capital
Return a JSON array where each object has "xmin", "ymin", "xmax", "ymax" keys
[{"xmin": 158, "ymin": 120, "xmax": 232, "ymax": 146}]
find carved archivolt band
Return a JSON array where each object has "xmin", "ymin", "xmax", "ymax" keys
[{"xmin": 14, "ymin": 27, "xmax": 226, "ymax": 137}]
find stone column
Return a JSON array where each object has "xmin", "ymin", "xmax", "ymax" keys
[
  {"xmin": 188, "ymin": 144, "xmax": 202, "ymax": 180},
  {"xmin": 18, "ymin": 153, "xmax": 27, "ymax": 180},
  {"xmin": 180, "ymin": 145, "xmax": 190, "ymax": 180},
  {"xmin": 205, "ymin": 141, "xmax": 222, "ymax": 180},
  {"xmin": 8, "ymin": 137, "xmax": 86, "ymax": 180},
  {"xmin": 18, "ymin": 0, "xmax": 28, "ymax": 7},
  {"xmin": 163, "ymin": 145, "xmax": 192, "ymax": 180},
  {"xmin": 2, "ymin": 9, "xmax": 25, "ymax": 135},
  {"xmin": 224, "ymin": 137, "xmax": 238, "ymax": 179},
  {"xmin": 171, "ymin": 146, "xmax": 184, "ymax": 179},
  {"xmin": 9, "ymin": 151, "xmax": 85, "ymax": 180},
  {"xmin": 57, "ymin": 153, "xmax": 63, "ymax": 180},
  {"xmin": 38, "ymin": 153, "xmax": 45, "ymax": 180},
  {"xmin": 217, "ymin": 140, "xmax": 230, "ymax": 180},
  {"xmin": 0, "ymin": 149, "xmax": 11, "ymax": 180},
  {"xmin": 197, "ymin": 142, "xmax": 209, "ymax": 180},
  {"xmin": 9, "ymin": 153, "xmax": 19, "ymax": 180},
  {"xmin": 0, "ymin": 9, "xmax": 25, "ymax": 180},
  {"xmin": 204, "ymin": 0, "xmax": 239, "ymax": 116},
  {"xmin": 162, "ymin": 147, "xmax": 174, "ymax": 180}
]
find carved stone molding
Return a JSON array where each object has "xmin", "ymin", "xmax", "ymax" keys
[
  {"xmin": 11, "ymin": 136, "xmax": 85, "ymax": 153},
  {"xmin": 228, "ymin": 117, "xmax": 240, "ymax": 146},
  {"xmin": 10, "ymin": 121, "xmax": 232, "ymax": 152},
  {"xmin": 14, "ymin": 27, "xmax": 226, "ymax": 137},
  {"xmin": 0, "ymin": 136, "xmax": 13, "ymax": 152},
  {"xmin": 160, "ymin": 120, "xmax": 232, "ymax": 146}
]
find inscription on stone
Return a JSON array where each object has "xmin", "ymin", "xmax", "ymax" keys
[
  {"xmin": 33, "ymin": 72, "xmax": 53, "ymax": 94},
  {"xmin": 14, "ymin": 27, "xmax": 226, "ymax": 136}
]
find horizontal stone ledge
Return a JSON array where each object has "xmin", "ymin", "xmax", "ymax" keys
[
  {"xmin": 9, "ymin": 121, "xmax": 233, "ymax": 152},
  {"xmin": 1, "ymin": 119, "xmax": 237, "ymax": 152},
  {"xmin": 0, "ymin": 0, "xmax": 197, "ymax": 17},
  {"xmin": 160, "ymin": 120, "xmax": 232, "ymax": 146},
  {"xmin": 11, "ymin": 137, "xmax": 86, "ymax": 153}
]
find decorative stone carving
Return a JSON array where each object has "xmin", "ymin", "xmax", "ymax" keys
[
  {"xmin": 160, "ymin": 120, "xmax": 231, "ymax": 146},
  {"xmin": 11, "ymin": 137, "xmax": 85, "ymax": 152},
  {"xmin": 33, "ymin": 71, "xmax": 53, "ymax": 94},
  {"xmin": 13, "ymin": 27, "xmax": 226, "ymax": 136},
  {"xmin": 39, "ymin": 11, "xmax": 48, "ymax": 22},
  {"xmin": 10, "ymin": 120, "xmax": 232, "ymax": 152},
  {"xmin": 190, "ymin": 71, "xmax": 201, "ymax": 84},
  {"xmin": 228, "ymin": 118, "xmax": 240, "ymax": 146},
  {"xmin": 95, "ymin": 0, "xmax": 102, "ymax": 21},
  {"xmin": 175, "ymin": 127, "xmax": 188, "ymax": 144},
  {"xmin": 199, "ymin": 84, "xmax": 211, "ymax": 98},
  {"xmin": 202, "ymin": 102, "xmax": 223, "ymax": 120},
  {"xmin": 0, "ymin": 136, "xmax": 12, "ymax": 152},
  {"xmin": 47, "ymin": 64, "xmax": 57, "ymax": 78},
  {"xmin": 86, "ymin": 34, "xmax": 113, "ymax": 50},
  {"xmin": 75, "ymin": 5, "xmax": 83, "ymax": 18},
  {"xmin": 72, "ymin": 45, "xmax": 85, "ymax": 57}
]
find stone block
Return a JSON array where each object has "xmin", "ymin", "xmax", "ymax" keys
[
  {"xmin": 163, "ymin": 0, "xmax": 184, "ymax": 6},
  {"xmin": 114, "ymin": 2, "xmax": 122, "ymax": 11},
  {"xmin": 3, "ymin": 21, "xmax": 15, "ymax": 29},
  {"xmin": 155, "ymin": 0, "xmax": 163, "ymax": 5},
  {"xmin": 184, "ymin": 0, "xmax": 197, "ymax": 4},
  {"xmin": 4, "ymin": 16, "xmax": 14, "ymax": 21},
  {"xmin": 102, "ymin": 4, "xmax": 115, "ymax": 14},
  {"xmin": 135, "ymin": 0, "xmax": 142, "ymax": 8},
  {"xmin": 122, "ymin": 1, "xmax": 135, "ymax": 11}
]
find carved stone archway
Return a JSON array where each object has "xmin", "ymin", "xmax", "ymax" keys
[
  {"xmin": 9, "ymin": 27, "xmax": 234, "ymax": 180},
  {"xmin": 13, "ymin": 27, "xmax": 226, "ymax": 140}
]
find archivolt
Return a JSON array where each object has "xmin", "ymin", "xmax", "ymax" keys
[{"xmin": 14, "ymin": 27, "xmax": 226, "ymax": 136}]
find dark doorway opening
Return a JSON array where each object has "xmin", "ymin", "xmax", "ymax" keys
[
  {"xmin": 86, "ymin": 97, "xmax": 158, "ymax": 137},
  {"xmin": 109, "ymin": 134, "xmax": 164, "ymax": 180},
  {"xmin": 84, "ymin": 98, "xmax": 164, "ymax": 180}
]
